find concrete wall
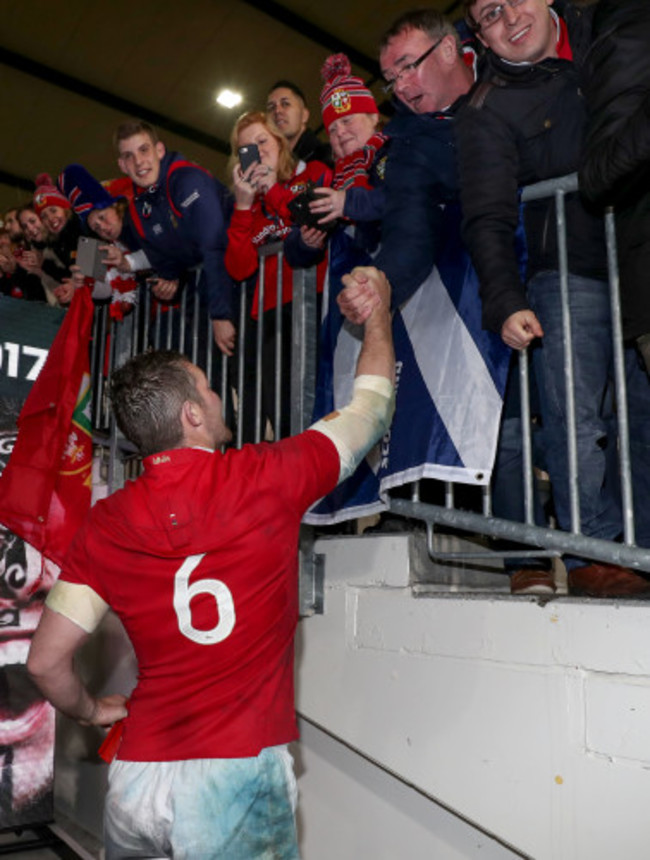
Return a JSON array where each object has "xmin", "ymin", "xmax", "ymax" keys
[
  {"xmin": 295, "ymin": 534, "xmax": 650, "ymax": 860},
  {"xmin": 293, "ymin": 718, "xmax": 521, "ymax": 860}
]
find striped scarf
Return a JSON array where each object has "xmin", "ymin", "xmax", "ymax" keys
[{"xmin": 332, "ymin": 132, "xmax": 388, "ymax": 191}]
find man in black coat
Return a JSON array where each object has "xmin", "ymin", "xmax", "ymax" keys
[
  {"xmin": 580, "ymin": 0, "xmax": 650, "ymax": 373},
  {"xmin": 456, "ymin": 0, "xmax": 650, "ymax": 597}
]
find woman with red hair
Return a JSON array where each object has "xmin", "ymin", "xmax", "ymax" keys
[{"xmin": 226, "ymin": 111, "xmax": 331, "ymax": 438}]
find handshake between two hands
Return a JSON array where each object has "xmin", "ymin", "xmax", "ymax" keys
[{"xmin": 337, "ymin": 266, "xmax": 390, "ymax": 326}]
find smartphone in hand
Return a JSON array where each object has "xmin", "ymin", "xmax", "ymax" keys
[
  {"xmin": 76, "ymin": 236, "xmax": 108, "ymax": 282},
  {"xmin": 238, "ymin": 144, "xmax": 260, "ymax": 173}
]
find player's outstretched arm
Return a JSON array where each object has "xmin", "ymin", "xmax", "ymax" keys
[
  {"xmin": 339, "ymin": 266, "xmax": 395, "ymax": 385},
  {"xmin": 313, "ymin": 266, "xmax": 396, "ymax": 484}
]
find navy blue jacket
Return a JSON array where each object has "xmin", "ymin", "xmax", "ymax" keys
[
  {"xmin": 127, "ymin": 150, "xmax": 234, "ymax": 320},
  {"xmin": 374, "ymin": 100, "xmax": 461, "ymax": 309}
]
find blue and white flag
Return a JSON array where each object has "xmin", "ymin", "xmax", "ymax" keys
[{"xmin": 304, "ymin": 208, "xmax": 511, "ymax": 525}]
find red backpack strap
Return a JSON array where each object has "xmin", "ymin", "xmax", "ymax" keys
[
  {"xmin": 127, "ymin": 191, "xmax": 146, "ymax": 239},
  {"xmin": 165, "ymin": 159, "xmax": 213, "ymax": 219}
]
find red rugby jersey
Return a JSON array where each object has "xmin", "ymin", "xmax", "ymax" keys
[{"xmin": 61, "ymin": 431, "xmax": 339, "ymax": 761}]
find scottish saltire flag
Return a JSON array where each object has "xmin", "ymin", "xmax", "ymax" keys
[{"xmin": 304, "ymin": 208, "xmax": 512, "ymax": 525}]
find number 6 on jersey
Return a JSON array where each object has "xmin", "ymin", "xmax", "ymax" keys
[{"xmin": 173, "ymin": 553, "xmax": 236, "ymax": 645}]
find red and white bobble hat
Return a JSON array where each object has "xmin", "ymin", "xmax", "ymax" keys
[
  {"xmin": 33, "ymin": 173, "xmax": 71, "ymax": 215},
  {"xmin": 320, "ymin": 54, "xmax": 379, "ymax": 132}
]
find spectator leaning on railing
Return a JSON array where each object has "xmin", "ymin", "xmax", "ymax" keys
[
  {"xmin": 0, "ymin": 228, "xmax": 46, "ymax": 303},
  {"xmin": 32, "ymin": 175, "xmax": 82, "ymax": 305},
  {"xmin": 579, "ymin": 0, "xmax": 650, "ymax": 377},
  {"xmin": 309, "ymin": 53, "xmax": 388, "ymax": 277},
  {"xmin": 16, "ymin": 204, "xmax": 65, "ymax": 307},
  {"xmin": 225, "ymin": 110, "xmax": 332, "ymax": 438},
  {"xmin": 58, "ymin": 164, "xmax": 145, "ymax": 321},
  {"xmin": 456, "ymin": 0, "xmax": 650, "ymax": 597},
  {"xmin": 114, "ymin": 119, "xmax": 236, "ymax": 358}
]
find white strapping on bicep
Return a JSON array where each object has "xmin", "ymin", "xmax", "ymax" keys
[
  {"xmin": 310, "ymin": 374, "xmax": 395, "ymax": 484},
  {"xmin": 45, "ymin": 581, "xmax": 110, "ymax": 634}
]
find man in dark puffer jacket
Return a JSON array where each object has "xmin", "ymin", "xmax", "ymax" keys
[
  {"xmin": 580, "ymin": 0, "xmax": 650, "ymax": 373},
  {"xmin": 456, "ymin": 0, "xmax": 650, "ymax": 597}
]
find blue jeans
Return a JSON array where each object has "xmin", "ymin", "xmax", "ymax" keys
[
  {"xmin": 527, "ymin": 271, "xmax": 650, "ymax": 567},
  {"xmin": 104, "ymin": 747, "xmax": 299, "ymax": 859},
  {"xmin": 491, "ymin": 355, "xmax": 551, "ymax": 570}
]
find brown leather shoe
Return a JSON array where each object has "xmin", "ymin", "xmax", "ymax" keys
[
  {"xmin": 510, "ymin": 568, "xmax": 556, "ymax": 595},
  {"xmin": 568, "ymin": 562, "xmax": 650, "ymax": 597}
]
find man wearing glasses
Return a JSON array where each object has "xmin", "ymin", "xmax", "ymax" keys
[
  {"xmin": 375, "ymin": 10, "xmax": 476, "ymax": 305},
  {"xmin": 455, "ymin": 0, "xmax": 650, "ymax": 596}
]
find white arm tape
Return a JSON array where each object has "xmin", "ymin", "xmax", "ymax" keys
[
  {"xmin": 45, "ymin": 581, "xmax": 110, "ymax": 634},
  {"xmin": 310, "ymin": 374, "xmax": 395, "ymax": 484}
]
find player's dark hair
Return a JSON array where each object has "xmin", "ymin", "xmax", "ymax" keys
[{"xmin": 110, "ymin": 351, "xmax": 201, "ymax": 457}]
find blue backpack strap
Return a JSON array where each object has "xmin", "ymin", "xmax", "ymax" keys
[{"xmin": 165, "ymin": 159, "xmax": 212, "ymax": 219}]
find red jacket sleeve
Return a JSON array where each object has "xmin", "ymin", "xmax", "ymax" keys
[{"xmin": 225, "ymin": 208, "xmax": 259, "ymax": 282}]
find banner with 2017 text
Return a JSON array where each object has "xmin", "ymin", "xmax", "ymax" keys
[{"xmin": 0, "ymin": 297, "xmax": 64, "ymax": 829}]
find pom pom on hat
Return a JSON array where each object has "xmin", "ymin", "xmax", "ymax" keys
[
  {"xmin": 58, "ymin": 164, "xmax": 119, "ymax": 223},
  {"xmin": 320, "ymin": 52, "xmax": 379, "ymax": 131},
  {"xmin": 33, "ymin": 173, "xmax": 71, "ymax": 215},
  {"xmin": 321, "ymin": 53, "xmax": 352, "ymax": 84}
]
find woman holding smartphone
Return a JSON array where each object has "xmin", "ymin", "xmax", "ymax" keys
[
  {"xmin": 226, "ymin": 112, "xmax": 331, "ymax": 315},
  {"xmin": 15, "ymin": 206, "xmax": 62, "ymax": 306},
  {"xmin": 225, "ymin": 112, "xmax": 332, "ymax": 439}
]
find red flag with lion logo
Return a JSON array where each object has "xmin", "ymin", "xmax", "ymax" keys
[{"xmin": 0, "ymin": 287, "xmax": 94, "ymax": 566}]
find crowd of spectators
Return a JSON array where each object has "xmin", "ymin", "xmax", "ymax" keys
[{"xmin": 2, "ymin": 0, "xmax": 649, "ymax": 598}]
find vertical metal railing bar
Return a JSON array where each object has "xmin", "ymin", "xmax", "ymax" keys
[
  {"xmin": 518, "ymin": 348, "xmax": 535, "ymax": 525},
  {"xmin": 236, "ymin": 284, "xmax": 247, "ymax": 450},
  {"xmin": 179, "ymin": 290, "xmax": 188, "ymax": 355},
  {"xmin": 255, "ymin": 260, "xmax": 265, "ymax": 443},
  {"xmin": 555, "ymin": 188, "xmax": 581, "ymax": 534},
  {"xmin": 107, "ymin": 316, "xmax": 134, "ymax": 496},
  {"xmin": 164, "ymin": 306, "xmax": 173, "ymax": 351},
  {"xmin": 143, "ymin": 287, "xmax": 151, "ymax": 355},
  {"xmin": 99, "ymin": 305, "xmax": 110, "ymax": 430},
  {"xmin": 131, "ymin": 288, "xmax": 142, "ymax": 359},
  {"xmin": 289, "ymin": 264, "xmax": 318, "ymax": 435},
  {"xmin": 90, "ymin": 306, "xmax": 103, "ymax": 429},
  {"xmin": 220, "ymin": 351, "xmax": 228, "ymax": 427},
  {"xmin": 274, "ymin": 249, "xmax": 283, "ymax": 437},
  {"xmin": 605, "ymin": 207, "xmax": 635, "ymax": 545},
  {"xmin": 445, "ymin": 482, "xmax": 454, "ymax": 509},
  {"xmin": 290, "ymin": 267, "xmax": 306, "ymax": 438},
  {"xmin": 482, "ymin": 485, "xmax": 491, "ymax": 517},
  {"xmin": 153, "ymin": 301, "xmax": 162, "ymax": 349},
  {"xmin": 190, "ymin": 288, "xmax": 199, "ymax": 367},
  {"xmin": 205, "ymin": 310, "xmax": 214, "ymax": 389}
]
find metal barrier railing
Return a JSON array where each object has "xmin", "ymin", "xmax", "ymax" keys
[
  {"xmin": 91, "ymin": 244, "xmax": 322, "ymax": 611},
  {"xmin": 93, "ymin": 244, "xmax": 317, "ymax": 454},
  {"xmin": 396, "ymin": 173, "xmax": 650, "ymax": 574},
  {"xmin": 91, "ymin": 176, "xmax": 650, "ymax": 600}
]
